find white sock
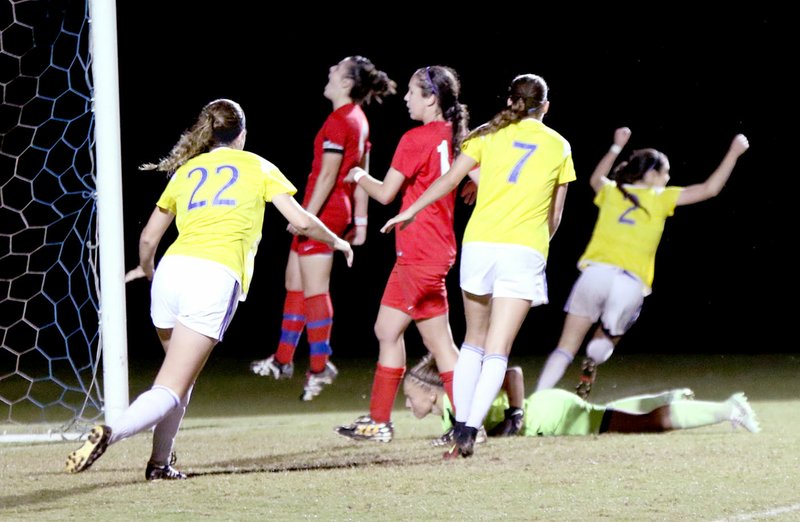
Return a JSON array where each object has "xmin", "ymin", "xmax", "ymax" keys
[
  {"xmin": 586, "ymin": 338, "xmax": 614, "ymax": 364},
  {"xmin": 149, "ymin": 384, "xmax": 193, "ymax": 466},
  {"xmin": 108, "ymin": 385, "xmax": 180, "ymax": 444},
  {"xmin": 453, "ymin": 343, "xmax": 484, "ymax": 424},
  {"xmin": 536, "ymin": 348, "xmax": 574, "ymax": 390},
  {"xmin": 466, "ymin": 354, "xmax": 508, "ymax": 429}
]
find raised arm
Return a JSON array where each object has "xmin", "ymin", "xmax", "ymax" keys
[
  {"xmin": 272, "ymin": 193, "xmax": 353, "ymax": 267},
  {"xmin": 590, "ymin": 127, "xmax": 632, "ymax": 193},
  {"xmin": 381, "ymin": 153, "xmax": 477, "ymax": 233},
  {"xmin": 676, "ymin": 134, "xmax": 749, "ymax": 206}
]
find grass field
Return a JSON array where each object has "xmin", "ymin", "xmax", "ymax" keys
[{"xmin": 2, "ymin": 353, "xmax": 799, "ymax": 521}]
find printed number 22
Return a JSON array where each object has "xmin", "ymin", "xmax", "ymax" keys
[
  {"xmin": 187, "ymin": 165, "xmax": 238, "ymax": 210},
  {"xmin": 508, "ymin": 141, "xmax": 537, "ymax": 183}
]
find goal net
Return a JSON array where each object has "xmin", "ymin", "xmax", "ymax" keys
[{"xmin": 1, "ymin": 0, "xmax": 126, "ymax": 442}]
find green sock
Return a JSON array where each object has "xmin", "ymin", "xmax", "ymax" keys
[
  {"xmin": 607, "ymin": 391, "xmax": 676, "ymax": 413},
  {"xmin": 667, "ymin": 400, "xmax": 732, "ymax": 429},
  {"xmin": 607, "ymin": 388, "xmax": 694, "ymax": 413}
]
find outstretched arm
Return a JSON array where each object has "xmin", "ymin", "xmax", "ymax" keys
[
  {"xmin": 381, "ymin": 153, "xmax": 478, "ymax": 233},
  {"xmin": 346, "ymin": 166, "xmax": 406, "ymax": 205},
  {"xmin": 272, "ymin": 193, "xmax": 353, "ymax": 267},
  {"xmin": 125, "ymin": 206, "xmax": 174, "ymax": 282},
  {"xmin": 676, "ymin": 134, "xmax": 749, "ymax": 206},
  {"xmin": 589, "ymin": 127, "xmax": 632, "ymax": 193}
]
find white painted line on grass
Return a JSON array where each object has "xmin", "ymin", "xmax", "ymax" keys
[{"xmin": 712, "ymin": 502, "xmax": 800, "ymax": 521}]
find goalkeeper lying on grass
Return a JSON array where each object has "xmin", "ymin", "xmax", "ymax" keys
[{"xmin": 401, "ymin": 354, "xmax": 760, "ymax": 453}]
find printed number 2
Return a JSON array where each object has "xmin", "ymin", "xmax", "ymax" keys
[
  {"xmin": 508, "ymin": 141, "xmax": 537, "ymax": 183},
  {"xmin": 618, "ymin": 205, "xmax": 636, "ymax": 224},
  {"xmin": 187, "ymin": 165, "xmax": 239, "ymax": 210},
  {"xmin": 618, "ymin": 195, "xmax": 641, "ymax": 225}
]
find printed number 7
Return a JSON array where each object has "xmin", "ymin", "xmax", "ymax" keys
[{"xmin": 508, "ymin": 142, "xmax": 537, "ymax": 183}]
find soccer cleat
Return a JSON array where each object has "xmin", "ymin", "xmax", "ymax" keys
[
  {"xmin": 444, "ymin": 422, "xmax": 478, "ymax": 459},
  {"xmin": 250, "ymin": 355, "xmax": 294, "ymax": 380},
  {"xmin": 728, "ymin": 392, "xmax": 761, "ymax": 433},
  {"xmin": 300, "ymin": 361, "xmax": 338, "ymax": 401},
  {"xmin": 575, "ymin": 356, "xmax": 597, "ymax": 399},
  {"xmin": 65, "ymin": 424, "xmax": 112, "ymax": 473},
  {"xmin": 488, "ymin": 407, "xmax": 524, "ymax": 437},
  {"xmin": 431, "ymin": 425, "xmax": 488, "ymax": 446},
  {"xmin": 432, "ymin": 427, "xmax": 454, "ymax": 447},
  {"xmin": 334, "ymin": 415, "xmax": 394, "ymax": 442},
  {"xmin": 146, "ymin": 461, "xmax": 187, "ymax": 481}
]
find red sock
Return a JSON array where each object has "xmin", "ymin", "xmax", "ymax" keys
[
  {"xmin": 440, "ymin": 370, "xmax": 455, "ymax": 416},
  {"xmin": 274, "ymin": 291, "xmax": 305, "ymax": 364},
  {"xmin": 369, "ymin": 363, "xmax": 405, "ymax": 423},
  {"xmin": 305, "ymin": 293, "xmax": 333, "ymax": 373}
]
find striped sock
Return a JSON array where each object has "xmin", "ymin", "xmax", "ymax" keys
[
  {"xmin": 305, "ymin": 293, "xmax": 333, "ymax": 373},
  {"xmin": 274, "ymin": 290, "xmax": 305, "ymax": 365}
]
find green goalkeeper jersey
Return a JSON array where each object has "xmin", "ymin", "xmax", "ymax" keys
[{"xmin": 442, "ymin": 388, "xmax": 607, "ymax": 436}]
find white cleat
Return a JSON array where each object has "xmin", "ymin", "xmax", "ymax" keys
[{"xmin": 728, "ymin": 392, "xmax": 761, "ymax": 433}]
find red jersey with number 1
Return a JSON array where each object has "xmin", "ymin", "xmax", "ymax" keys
[{"xmin": 390, "ymin": 120, "xmax": 456, "ymax": 266}]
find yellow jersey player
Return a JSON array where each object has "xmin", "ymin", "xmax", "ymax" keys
[
  {"xmin": 536, "ymin": 128, "xmax": 749, "ymax": 399},
  {"xmin": 383, "ymin": 73, "xmax": 575, "ymax": 458},
  {"xmin": 65, "ymin": 99, "xmax": 353, "ymax": 480}
]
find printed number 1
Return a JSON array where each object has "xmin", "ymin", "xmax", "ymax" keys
[
  {"xmin": 508, "ymin": 141, "xmax": 537, "ymax": 183},
  {"xmin": 436, "ymin": 139, "xmax": 451, "ymax": 176}
]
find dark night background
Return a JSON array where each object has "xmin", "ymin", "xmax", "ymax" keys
[{"xmin": 113, "ymin": 6, "xmax": 791, "ymax": 363}]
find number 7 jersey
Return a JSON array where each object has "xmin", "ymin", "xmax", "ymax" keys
[
  {"xmin": 156, "ymin": 147, "xmax": 297, "ymax": 300},
  {"xmin": 460, "ymin": 118, "xmax": 575, "ymax": 258}
]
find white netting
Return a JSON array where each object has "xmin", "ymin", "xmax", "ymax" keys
[{"xmin": 0, "ymin": 0, "xmax": 103, "ymax": 439}]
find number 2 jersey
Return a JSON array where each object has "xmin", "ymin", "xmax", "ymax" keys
[
  {"xmin": 578, "ymin": 180, "xmax": 683, "ymax": 292},
  {"xmin": 156, "ymin": 147, "xmax": 297, "ymax": 301}
]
